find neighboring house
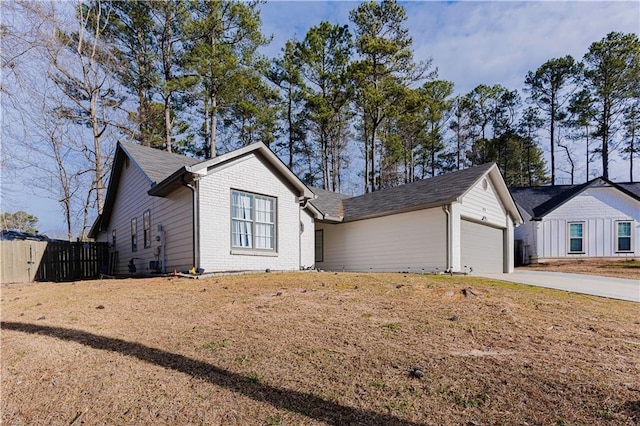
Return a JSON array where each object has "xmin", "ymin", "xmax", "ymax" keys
[
  {"xmin": 309, "ymin": 163, "xmax": 523, "ymax": 274},
  {"xmin": 89, "ymin": 141, "xmax": 315, "ymax": 274},
  {"xmin": 510, "ymin": 178, "xmax": 640, "ymax": 263},
  {"xmin": 1, "ymin": 230, "xmax": 53, "ymax": 241}
]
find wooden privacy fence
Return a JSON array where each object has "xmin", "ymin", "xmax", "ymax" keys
[
  {"xmin": 0, "ymin": 241, "xmax": 47, "ymax": 283},
  {"xmin": 1, "ymin": 241, "xmax": 110, "ymax": 283},
  {"xmin": 35, "ymin": 241, "xmax": 110, "ymax": 282}
]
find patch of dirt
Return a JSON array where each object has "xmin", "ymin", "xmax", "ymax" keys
[
  {"xmin": 518, "ymin": 259, "xmax": 640, "ymax": 280},
  {"xmin": 2, "ymin": 272, "xmax": 639, "ymax": 425}
]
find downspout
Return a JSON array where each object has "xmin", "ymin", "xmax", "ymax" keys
[
  {"xmin": 181, "ymin": 174, "xmax": 199, "ymax": 270},
  {"xmin": 299, "ymin": 198, "xmax": 311, "ymax": 270},
  {"xmin": 299, "ymin": 204, "xmax": 302, "ymax": 270},
  {"xmin": 442, "ymin": 205, "xmax": 451, "ymax": 272}
]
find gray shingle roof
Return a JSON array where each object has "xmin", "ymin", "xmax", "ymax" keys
[
  {"xmin": 510, "ymin": 178, "xmax": 640, "ymax": 219},
  {"xmin": 311, "ymin": 163, "xmax": 496, "ymax": 222},
  {"xmin": 120, "ymin": 141, "xmax": 200, "ymax": 184},
  {"xmin": 308, "ymin": 187, "xmax": 350, "ymax": 219},
  {"xmin": 510, "ymin": 185, "xmax": 576, "ymax": 218},
  {"xmin": 619, "ymin": 182, "xmax": 640, "ymax": 197}
]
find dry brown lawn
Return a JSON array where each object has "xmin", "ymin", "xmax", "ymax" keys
[
  {"xmin": 518, "ymin": 259, "xmax": 640, "ymax": 280},
  {"xmin": 2, "ymin": 272, "xmax": 639, "ymax": 425}
]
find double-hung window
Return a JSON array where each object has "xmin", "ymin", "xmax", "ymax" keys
[
  {"xmin": 616, "ymin": 221, "xmax": 632, "ymax": 252},
  {"xmin": 568, "ymin": 222, "xmax": 584, "ymax": 254},
  {"xmin": 231, "ymin": 191, "xmax": 276, "ymax": 251}
]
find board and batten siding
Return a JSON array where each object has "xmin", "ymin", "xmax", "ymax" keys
[
  {"xmin": 97, "ymin": 158, "xmax": 194, "ymax": 274},
  {"xmin": 316, "ymin": 208, "xmax": 447, "ymax": 273},
  {"xmin": 198, "ymin": 153, "xmax": 304, "ymax": 272},
  {"xmin": 533, "ymin": 187, "xmax": 640, "ymax": 261}
]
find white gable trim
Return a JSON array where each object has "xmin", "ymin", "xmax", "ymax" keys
[
  {"xmin": 458, "ymin": 164, "xmax": 523, "ymax": 226},
  {"xmin": 189, "ymin": 142, "xmax": 314, "ymax": 200}
]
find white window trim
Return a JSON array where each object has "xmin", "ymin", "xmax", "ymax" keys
[
  {"xmin": 230, "ymin": 190, "xmax": 277, "ymax": 254},
  {"xmin": 567, "ymin": 221, "xmax": 585, "ymax": 254},
  {"xmin": 615, "ymin": 220, "xmax": 634, "ymax": 253}
]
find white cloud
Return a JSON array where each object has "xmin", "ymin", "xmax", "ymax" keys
[{"xmin": 405, "ymin": 1, "xmax": 640, "ymax": 93}]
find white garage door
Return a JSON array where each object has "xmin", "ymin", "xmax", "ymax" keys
[{"xmin": 461, "ymin": 220, "xmax": 504, "ymax": 273}]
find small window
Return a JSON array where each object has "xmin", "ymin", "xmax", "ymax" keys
[
  {"xmin": 131, "ymin": 218, "xmax": 137, "ymax": 252},
  {"xmin": 143, "ymin": 210, "xmax": 151, "ymax": 248},
  {"xmin": 231, "ymin": 191, "xmax": 276, "ymax": 251},
  {"xmin": 616, "ymin": 221, "xmax": 633, "ymax": 252},
  {"xmin": 315, "ymin": 229, "xmax": 324, "ymax": 263},
  {"xmin": 568, "ymin": 222, "xmax": 584, "ymax": 254},
  {"xmin": 112, "ymin": 229, "xmax": 116, "ymax": 248}
]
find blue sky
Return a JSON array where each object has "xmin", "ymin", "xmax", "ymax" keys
[
  {"xmin": 259, "ymin": 0, "xmax": 639, "ymax": 95},
  {"xmin": 2, "ymin": 0, "xmax": 639, "ymax": 237}
]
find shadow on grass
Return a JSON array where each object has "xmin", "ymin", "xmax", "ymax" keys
[{"xmin": 2, "ymin": 321, "xmax": 426, "ymax": 426}]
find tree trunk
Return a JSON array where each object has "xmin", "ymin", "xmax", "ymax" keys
[
  {"xmin": 602, "ymin": 101, "xmax": 610, "ymax": 180},
  {"xmin": 631, "ymin": 134, "xmax": 635, "ymax": 183},
  {"xmin": 287, "ymin": 86, "xmax": 293, "ymax": 169},
  {"xmin": 585, "ymin": 124, "xmax": 590, "ymax": 181},
  {"xmin": 363, "ymin": 121, "xmax": 370, "ymax": 193},
  {"xmin": 90, "ymin": 94, "xmax": 104, "ymax": 214},
  {"xmin": 550, "ymin": 92, "xmax": 556, "ymax": 186},
  {"xmin": 164, "ymin": 95, "xmax": 172, "ymax": 152},
  {"xmin": 208, "ymin": 93, "xmax": 218, "ymax": 158}
]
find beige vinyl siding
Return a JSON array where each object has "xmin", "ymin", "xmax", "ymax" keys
[
  {"xmin": 104, "ymin": 159, "xmax": 193, "ymax": 274},
  {"xmin": 198, "ymin": 154, "xmax": 303, "ymax": 272},
  {"xmin": 300, "ymin": 208, "xmax": 315, "ymax": 269},
  {"xmin": 534, "ymin": 188, "xmax": 640, "ymax": 261},
  {"xmin": 316, "ymin": 208, "xmax": 446, "ymax": 272},
  {"xmin": 459, "ymin": 176, "xmax": 508, "ymax": 227}
]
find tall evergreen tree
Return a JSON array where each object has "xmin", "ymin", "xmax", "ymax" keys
[
  {"xmin": 622, "ymin": 99, "xmax": 639, "ymax": 182},
  {"xmin": 419, "ymin": 80, "xmax": 454, "ymax": 177},
  {"xmin": 84, "ymin": 0, "xmax": 163, "ymax": 148},
  {"xmin": 525, "ymin": 55, "xmax": 581, "ymax": 185},
  {"xmin": 349, "ymin": 0, "xmax": 432, "ymax": 192},
  {"xmin": 566, "ymin": 89, "xmax": 597, "ymax": 181},
  {"xmin": 582, "ymin": 32, "xmax": 640, "ymax": 179},
  {"xmin": 448, "ymin": 95, "xmax": 475, "ymax": 170},
  {"xmin": 297, "ymin": 22, "xmax": 353, "ymax": 191},
  {"xmin": 268, "ymin": 40, "xmax": 307, "ymax": 172},
  {"xmin": 518, "ymin": 107, "xmax": 545, "ymax": 186},
  {"xmin": 184, "ymin": 0, "xmax": 267, "ymax": 158}
]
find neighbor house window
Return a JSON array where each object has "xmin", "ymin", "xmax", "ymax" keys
[
  {"xmin": 231, "ymin": 191, "xmax": 275, "ymax": 250},
  {"xmin": 112, "ymin": 229, "xmax": 116, "ymax": 248},
  {"xmin": 143, "ymin": 210, "xmax": 151, "ymax": 248},
  {"xmin": 131, "ymin": 218, "xmax": 137, "ymax": 252},
  {"xmin": 568, "ymin": 222, "xmax": 584, "ymax": 253},
  {"xmin": 315, "ymin": 229, "xmax": 324, "ymax": 263},
  {"xmin": 616, "ymin": 221, "xmax": 632, "ymax": 252}
]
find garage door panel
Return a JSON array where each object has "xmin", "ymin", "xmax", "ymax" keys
[{"xmin": 461, "ymin": 220, "xmax": 503, "ymax": 273}]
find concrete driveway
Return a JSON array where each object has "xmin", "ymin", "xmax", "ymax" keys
[{"xmin": 479, "ymin": 270, "xmax": 640, "ymax": 302}]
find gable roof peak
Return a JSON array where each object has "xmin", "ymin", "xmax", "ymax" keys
[{"xmin": 118, "ymin": 141, "xmax": 201, "ymax": 185}]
